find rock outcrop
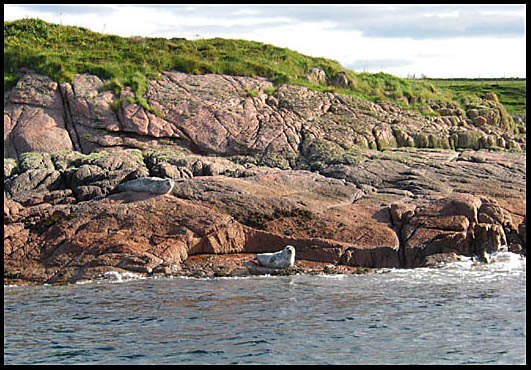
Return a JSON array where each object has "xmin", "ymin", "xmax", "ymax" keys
[
  {"xmin": 3, "ymin": 71, "xmax": 526, "ymax": 285},
  {"xmin": 5, "ymin": 72, "xmax": 525, "ymax": 164}
]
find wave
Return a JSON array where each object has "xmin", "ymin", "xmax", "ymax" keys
[
  {"xmin": 441, "ymin": 249, "xmax": 526, "ymax": 273},
  {"xmin": 378, "ymin": 248, "xmax": 525, "ymax": 286},
  {"xmin": 73, "ymin": 271, "xmax": 288, "ymax": 285},
  {"xmin": 6, "ymin": 249, "xmax": 525, "ymax": 288},
  {"xmin": 75, "ymin": 270, "xmax": 148, "ymax": 285}
]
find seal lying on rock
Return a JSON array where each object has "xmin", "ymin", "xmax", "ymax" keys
[
  {"xmin": 256, "ymin": 246, "xmax": 295, "ymax": 269},
  {"xmin": 115, "ymin": 177, "xmax": 175, "ymax": 194}
]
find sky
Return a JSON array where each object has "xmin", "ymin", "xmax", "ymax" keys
[{"xmin": 4, "ymin": 3, "xmax": 527, "ymax": 78}]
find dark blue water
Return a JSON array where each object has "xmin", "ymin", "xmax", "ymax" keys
[{"xmin": 4, "ymin": 251, "xmax": 526, "ymax": 364}]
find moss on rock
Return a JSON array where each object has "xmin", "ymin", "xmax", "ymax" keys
[{"xmin": 18, "ymin": 152, "xmax": 55, "ymax": 172}]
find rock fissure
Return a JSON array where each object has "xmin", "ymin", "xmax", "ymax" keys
[
  {"xmin": 400, "ymin": 221, "xmax": 426, "ymax": 267},
  {"xmin": 210, "ymin": 110, "xmax": 232, "ymax": 138},
  {"xmin": 389, "ymin": 207, "xmax": 407, "ymax": 268},
  {"xmin": 219, "ymin": 75, "xmax": 243, "ymax": 93},
  {"xmin": 58, "ymin": 84, "xmax": 83, "ymax": 152},
  {"xmin": 44, "ymin": 250, "xmax": 86, "ymax": 284}
]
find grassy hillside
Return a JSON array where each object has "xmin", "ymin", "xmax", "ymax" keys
[
  {"xmin": 4, "ymin": 18, "xmax": 525, "ymax": 118},
  {"xmin": 426, "ymin": 78, "xmax": 526, "ymax": 116}
]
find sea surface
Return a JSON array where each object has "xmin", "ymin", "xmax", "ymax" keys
[{"xmin": 4, "ymin": 251, "xmax": 526, "ymax": 365}]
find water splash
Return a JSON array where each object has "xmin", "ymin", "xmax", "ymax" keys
[
  {"xmin": 95, "ymin": 271, "xmax": 147, "ymax": 283},
  {"xmin": 441, "ymin": 249, "xmax": 526, "ymax": 273},
  {"xmin": 375, "ymin": 249, "xmax": 525, "ymax": 286}
]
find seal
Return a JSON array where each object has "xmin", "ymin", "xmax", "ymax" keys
[
  {"xmin": 115, "ymin": 177, "xmax": 175, "ymax": 194},
  {"xmin": 256, "ymin": 245, "xmax": 295, "ymax": 269}
]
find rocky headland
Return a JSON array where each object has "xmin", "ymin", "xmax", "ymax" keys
[{"xmin": 4, "ymin": 71, "xmax": 526, "ymax": 285}]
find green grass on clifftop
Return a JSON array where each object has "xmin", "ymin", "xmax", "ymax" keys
[
  {"xmin": 4, "ymin": 18, "xmax": 526, "ymax": 117},
  {"xmin": 4, "ymin": 18, "xmax": 345, "ymax": 89},
  {"xmin": 426, "ymin": 78, "xmax": 526, "ymax": 116}
]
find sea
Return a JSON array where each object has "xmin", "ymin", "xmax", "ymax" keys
[{"xmin": 4, "ymin": 250, "xmax": 526, "ymax": 365}]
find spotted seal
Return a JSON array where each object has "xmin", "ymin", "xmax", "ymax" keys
[
  {"xmin": 256, "ymin": 246, "xmax": 296, "ymax": 269},
  {"xmin": 115, "ymin": 177, "xmax": 175, "ymax": 194}
]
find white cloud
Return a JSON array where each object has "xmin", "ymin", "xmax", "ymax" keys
[
  {"xmin": 233, "ymin": 8, "xmax": 260, "ymax": 16},
  {"xmin": 422, "ymin": 10, "xmax": 460, "ymax": 19},
  {"xmin": 479, "ymin": 9, "xmax": 526, "ymax": 17}
]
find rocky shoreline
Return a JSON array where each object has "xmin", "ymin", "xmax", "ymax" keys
[{"xmin": 4, "ymin": 71, "xmax": 526, "ymax": 285}]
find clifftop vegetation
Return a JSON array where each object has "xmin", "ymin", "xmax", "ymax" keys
[
  {"xmin": 3, "ymin": 18, "xmax": 526, "ymax": 118},
  {"xmin": 426, "ymin": 78, "xmax": 526, "ymax": 116}
]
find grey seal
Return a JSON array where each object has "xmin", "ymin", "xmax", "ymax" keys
[
  {"xmin": 115, "ymin": 177, "xmax": 175, "ymax": 194},
  {"xmin": 256, "ymin": 246, "xmax": 295, "ymax": 269}
]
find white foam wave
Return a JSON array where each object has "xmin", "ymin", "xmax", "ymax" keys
[
  {"xmin": 440, "ymin": 250, "xmax": 526, "ymax": 273},
  {"xmin": 94, "ymin": 270, "xmax": 147, "ymax": 284},
  {"xmin": 316, "ymin": 273, "xmax": 348, "ymax": 279},
  {"xmin": 164, "ymin": 274, "xmax": 282, "ymax": 281},
  {"xmin": 4, "ymin": 284, "xmax": 21, "ymax": 288},
  {"xmin": 373, "ymin": 249, "xmax": 525, "ymax": 285}
]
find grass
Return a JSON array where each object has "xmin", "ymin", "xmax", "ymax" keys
[
  {"xmin": 4, "ymin": 18, "xmax": 348, "ymax": 91},
  {"xmin": 425, "ymin": 78, "xmax": 526, "ymax": 116},
  {"xmin": 4, "ymin": 18, "xmax": 525, "ymax": 119}
]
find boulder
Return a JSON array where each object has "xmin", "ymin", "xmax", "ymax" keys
[
  {"xmin": 4, "ymin": 74, "xmax": 73, "ymax": 158},
  {"xmin": 305, "ymin": 67, "xmax": 327, "ymax": 85},
  {"xmin": 484, "ymin": 92, "xmax": 499, "ymax": 104},
  {"xmin": 332, "ymin": 72, "xmax": 350, "ymax": 88},
  {"xmin": 473, "ymin": 223, "xmax": 507, "ymax": 255},
  {"xmin": 5, "ymin": 168, "xmax": 63, "ymax": 197}
]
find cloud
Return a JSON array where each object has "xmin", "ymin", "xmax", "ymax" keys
[
  {"xmin": 13, "ymin": 4, "xmax": 117, "ymax": 15},
  {"xmin": 5, "ymin": 4, "xmax": 525, "ymax": 40},
  {"xmin": 247, "ymin": 4, "xmax": 525, "ymax": 39},
  {"xmin": 346, "ymin": 59, "xmax": 414, "ymax": 72}
]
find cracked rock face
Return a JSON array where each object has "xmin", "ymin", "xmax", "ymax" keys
[
  {"xmin": 4, "ymin": 74, "xmax": 74, "ymax": 158},
  {"xmin": 3, "ymin": 71, "xmax": 527, "ymax": 285},
  {"xmin": 5, "ymin": 71, "xmax": 525, "ymax": 164},
  {"xmin": 4, "ymin": 150, "xmax": 526, "ymax": 285}
]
